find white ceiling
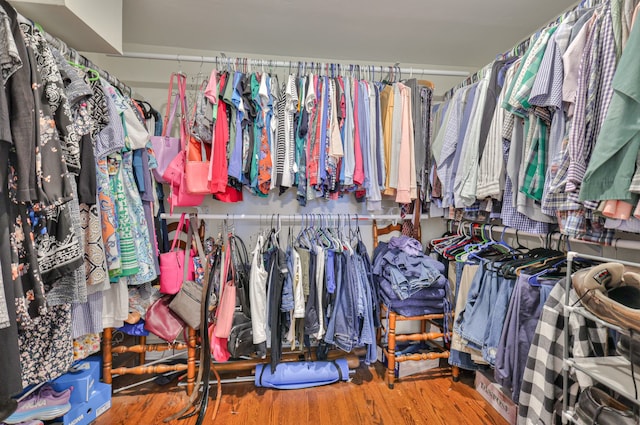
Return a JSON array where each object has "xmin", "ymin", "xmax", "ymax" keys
[{"xmin": 123, "ymin": 0, "xmax": 578, "ymax": 69}]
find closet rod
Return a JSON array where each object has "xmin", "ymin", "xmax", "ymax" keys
[
  {"xmin": 160, "ymin": 213, "xmax": 420, "ymax": 222},
  {"xmin": 448, "ymin": 221, "xmax": 640, "ymax": 252},
  {"xmin": 114, "ymin": 52, "xmax": 470, "ymax": 77}
]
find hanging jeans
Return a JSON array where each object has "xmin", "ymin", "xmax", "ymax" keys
[
  {"xmin": 483, "ymin": 275, "xmax": 516, "ymax": 366},
  {"xmin": 354, "ymin": 252, "xmax": 376, "ymax": 364},
  {"xmin": 325, "ymin": 251, "xmax": 355, "ymax": 352},
  {"xmin": 457, "ymin": 262, "xmax": 515, "ymax": 354},
  {"xmin": 494, "ymin": 273, "xmax": 554, "ymax": 402},
  {"xmin": 449, "ymin": 262, "xmax": 482, "ymax": 370}
]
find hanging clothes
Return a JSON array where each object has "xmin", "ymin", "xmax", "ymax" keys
[{"xmin": 432, "ymin": 2, "xmax": 640, "ymax": 241}]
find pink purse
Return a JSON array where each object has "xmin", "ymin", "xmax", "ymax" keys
[
  {"xmin": 185, "ymin": 134, "xmax": 212, "ymax": 195},
  {"xmin": 160, "ymin": 74, "xmax": 205, "ymax": 212},
  {"xmin": 162, "ymin": 149, "xmax": 186, "ymax": 188},
  {"xmin": 214, "ymin": 240, "xmax": 237, "ymax": 339},
  {"xmin": 151, "ymin": 74, "xmax": 185, "ymax": 184},
  {"xmin": 158, "ymin": 213, "xmax": 195, "ymax": 294},
  {"xmin": 169, "ymin": 169, "xmax": 206, "ymax": 213},
  {"xmin": 209, "ymin": 323, "xmax": 231, "ymax": 362}
]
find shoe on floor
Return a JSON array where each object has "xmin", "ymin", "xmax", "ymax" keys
[
  {"xmin": 0, "ymin": 398, "xmax": 17, "ymax": 422},
  {"xmin": 2, "ymin": 421, "xmax": 44, "ymax": 425},
  {"xmin": 2, "ymin": 387, "xmax": 71, "ymax": 424}
]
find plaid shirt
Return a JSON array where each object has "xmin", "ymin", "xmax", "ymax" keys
[
  {"xmin": 568, "ymin": 7, "xmax": 617, "ymax": 209},
  {"xmin": 529, "ymin": 33, "xmax": 564, "ymax": 110},
  {"xmin": 566, "ymin": 12, "xmax": 599, "ymax": 194},
  {"xmin": 518, "ymin": 281, "xmax": 608, "ymax": 425},
  {"xmin": 501, "ymin": 141, "xmax": 550, "ymax": 234},
  {"xmin": 508, "ymin": 27, "xmax": 558, "ymax": 114}
]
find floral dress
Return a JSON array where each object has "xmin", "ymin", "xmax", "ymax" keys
[{"xmin": 13, "ymin": 21, "xmax": 77, "ymax": 386}]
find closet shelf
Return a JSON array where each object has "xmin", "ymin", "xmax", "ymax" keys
[
  {"xmin": 565, "ymin": 356, "xmax": 640, "ymax": 407},
  {"xmin": 562, "ymin": 252, "xmax": 640, "ymax": 423},
  {"xmin": 561, "ymin": 410, "xmax": 581, "ymax": 424}
]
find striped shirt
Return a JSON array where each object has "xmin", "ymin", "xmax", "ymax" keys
[
  {"xmin": 509, "ymin": 26, "xmax": 557, "ymax": 112},
  {"xmin": 280, "ymin": 74, "xmax": 298, "ymax": 188},
  {"xmin": 477, "ymin": 62, "xmax": 516, "ymax": 199},
  {"xmin": 275, "ymin": 80, "xmax": 286, "ymax": 188}
]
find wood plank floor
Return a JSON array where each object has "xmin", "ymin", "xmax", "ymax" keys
[{"xmin": 94, "ymin": 363, "xmax": 509, "ymax": 425}]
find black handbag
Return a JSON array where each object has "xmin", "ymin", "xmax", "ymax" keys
[
  {"xmin": 227, "ymin": 312, "xmax": 253, "ymax": 358},
  {"xmin": 228, "ymin": 234, "xmax": 251, "ymax": 318}
]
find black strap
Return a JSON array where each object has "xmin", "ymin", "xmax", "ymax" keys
[
  {"xmin": 332, "ymin": 360, "xmax": 343, "ymax": 382},
  {"xmin": 631, "ymin": 329, "xmax": 637, "ymax": 401},
  {"xmin": 259, "ymin": 362, "xmax": 269, "ymax": 387}
]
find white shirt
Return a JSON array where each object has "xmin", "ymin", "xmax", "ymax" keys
[{"xmin": 249, "ymin": 235, "xmax": 268, "ymax": 345}]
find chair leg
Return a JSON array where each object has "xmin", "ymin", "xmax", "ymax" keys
[
  {"xmin": 387, "ymin": 312, "xmax": 397, "ymax": 389},
  {"xmin": 102, "ymin": 327, "xmax": 113, "ymax": 384},
  {"xmin": 452, "ymin": 365, "xmax": 460, "ymax": 382},
  {"xmin": 187, "ymin": 327, "xmax": 197, "ymax": 396},
  {"xmin": 138, "ymin": 336, "xmax": 146, "ymax": 366}
]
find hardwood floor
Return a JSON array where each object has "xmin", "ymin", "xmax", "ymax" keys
[{"xmin": 94, "ymin": 363, "xmax": 509, "ymax": 425}]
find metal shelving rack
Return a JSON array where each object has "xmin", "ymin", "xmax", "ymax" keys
[{"xmin": 562, "ymin": 251, "xmax": 640, "ymax": 424}]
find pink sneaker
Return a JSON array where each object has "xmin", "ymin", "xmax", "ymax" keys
[{"xmin": 3, "ymin": 387, "xmax": 71, "ymax": 424}]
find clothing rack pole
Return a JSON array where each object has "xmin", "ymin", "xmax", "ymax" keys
[
  {"xmin": 159, "ymin": 213, "xmax": 421, "ymax": 222},
  {"xmin": 112, "ymin": 52, "xmax": 470, "ymax": 77},
  {"xmin": 446, "ymin": 220, "xmax": 640, "ymax": 252}
]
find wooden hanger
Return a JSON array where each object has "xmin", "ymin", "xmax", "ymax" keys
[{"xmin": 417, "ymin": 79, "xmax": 435, "ymax": 90}]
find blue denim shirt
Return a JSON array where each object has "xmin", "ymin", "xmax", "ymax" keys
[{"xmin": 373, "ymin": 240, "xmax": 443, "ymax": 300}]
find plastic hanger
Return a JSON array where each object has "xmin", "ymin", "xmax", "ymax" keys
[
  {"xmin": 67, "ymin": 60, "xmax": 100, "ymax": 81},
  {"xmin": 527, "ymin": 258, "xmax": 567, "ymax": 286}
]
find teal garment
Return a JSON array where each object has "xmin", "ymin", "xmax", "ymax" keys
[
  {"xmin": 223, "ymin": 71, "xmax": 237, "ymax": 158},
  {"xmin": 250, "ymin": 73, "xmax": 261, "ymax": 194},
  {"xmin": 501, "ymin": 47, "xmax": 533, "ymax": 117},
  {"xmin": 510, "ymin": 26, "xmax": 558, "ymax": 112},
  {"xmin": 579, "ymin": 20, "xmax": 640, "ymax": 202},
  {"xmin": 520, "ymin": 116, "xmax": 548, "ymax": 201}
]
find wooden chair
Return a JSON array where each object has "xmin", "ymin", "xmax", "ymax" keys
[
  {"xmin": 373, "ymin": 218, "xmax": 458, "ymax": 389},
  {"xmin": 101, "ymin": 217, "xmax": 204, "ymax": 395},
  {"xmin": 102, "ymin": 327, "xmax": 198, "ymax": 395}
]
